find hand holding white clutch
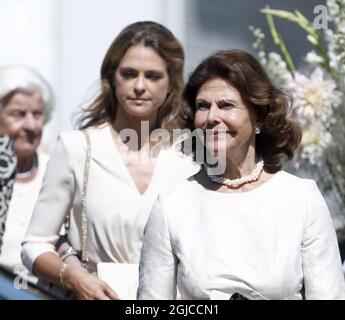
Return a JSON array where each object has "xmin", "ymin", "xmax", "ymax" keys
[{"xmin": 97, "ymin": 263, "xmax": 139, "ymax": 300}]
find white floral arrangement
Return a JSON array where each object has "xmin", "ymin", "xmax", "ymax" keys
[
  {"xmin": 250, "ymin": 0, "xmax": 345, "ymax": 224},
  {"xmin": 249, "ymin": 0, "xmax": 345, "ymax": 166}
]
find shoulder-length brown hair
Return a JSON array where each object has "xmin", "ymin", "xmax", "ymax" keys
[
  {"xmin": 78, "ymin": 21, "xmax": 185, "ymax": 132},
  {"xmin": 181, "ymin": 49, "xmax": 302, "ymax": 172}
]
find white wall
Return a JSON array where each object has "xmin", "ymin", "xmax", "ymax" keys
[
  {"xmin": 0, "ymin": 0, "xmax": 59, "ymax": 151},
  {"xmin": 0, "ymin": 0, "xmax": 58, "ymax": 83}
]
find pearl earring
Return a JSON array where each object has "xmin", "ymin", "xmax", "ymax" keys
[{"xmin": 255, "ymin": 127, "xmax": 261, "ymax": 135}]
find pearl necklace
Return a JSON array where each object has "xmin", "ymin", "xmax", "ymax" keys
[
  {"xmin": 16, "ymin": 168, "xmax": 35, "ymax": 180},
  {"xmin": 206, "ymin": 160, "xmax": 264, "ymax": 188},
  {"xmin": 16, "ymin": 154, "xmax": 38, "ymax": 181}
]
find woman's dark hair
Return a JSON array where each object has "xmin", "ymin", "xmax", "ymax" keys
[
  {"xmin": 78, "ymin": 21, "xmax": 185, "ymax": 132},
  {"xmin": 181, "ymin": 49, "xmax": 302, "ymax": 172}
]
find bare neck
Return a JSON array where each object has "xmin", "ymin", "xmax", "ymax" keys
[
  {"xmin": 17, "ymin": 153, "xmax": 36, "ymax": 173},
  {"xmin": 112, "ymin": 109, "xmax": 159, "ymax": 150},
  {"xmin": 223, "ymin": 147, "xmax": 258, "ymax": 179}
]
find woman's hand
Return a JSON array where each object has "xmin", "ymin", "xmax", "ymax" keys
[{"xmin": 64, "ymin": 266, "xmax": 119, "ymax": 300}]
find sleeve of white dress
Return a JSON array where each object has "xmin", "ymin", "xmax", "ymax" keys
[
  {"xmin": 302, "ymin": 180, "xmax": 345, "ymax": 300},
  {"xmin": 137, "ymin": 195, "xmax": 177, "ymax": 300},
  {"xmin": 21, "ymin": 135, "xmax": 75, "ymax": 273}
]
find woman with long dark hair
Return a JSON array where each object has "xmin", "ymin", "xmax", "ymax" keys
[{"xmin": 22, "ymin": 21, "xmax": 198, "ymax": 300}]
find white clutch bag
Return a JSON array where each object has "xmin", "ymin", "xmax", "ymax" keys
[{"xmin": 97, "ymin": 263, "xmax": 139, "ymax": 300}]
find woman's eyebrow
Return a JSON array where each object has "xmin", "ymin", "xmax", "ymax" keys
[
  {"xmin": 145, "ymin": 70, "xmax": 165, "ymax": 73},
  {"xmin": 195, "ymin": 98, "xmax": 209, "ymax": 103},
  {"xmin": 119, "ymin": 67, "xmax": 136, "ymax": 71},
  {"xmin": 216, "ymin": 98, "xmax": 238, "ymax": 103}
]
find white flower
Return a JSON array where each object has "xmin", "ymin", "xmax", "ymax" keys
[
  {"xmin": 258, "ymin": 51, "xmax": 264, "ymax": 58},
  {"xmin": 301, "ymin": 124, "xmax": 331, "ymax": 148},
  {"xmin": 288, "ymin": 67, "xmax": 343, "ymax": 165},
  {"xmin": 305, "ymin": 51, "xmax": 324, "ymax": 65},
  {"xmin": 329, "ymin": 51, "xmax": 340, "ymax": 69},
  {"xmin": 324, "ymin": 29, "xmax": 335, "ymax": 42},
  {"xmin": 327, "ymin": 0, "xmax": 345, "ymax": 23},
  {"xmin": 327, "ymin": 0, "xmax": 340, "ymax": 18},
  {"xmin": 300, "ymin": 123, "xmax": 332, "ymax": 165},
  {"xmin": 307, "ymin": 35, "xmax": 318, "ymax": 46},
  {"xmin": 265, "ymin": 52, "xmax": 292, "ymax": 86},
  {"xmin": 288, "ymin": 68, "xmax": 342, "ymax": 126}
]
